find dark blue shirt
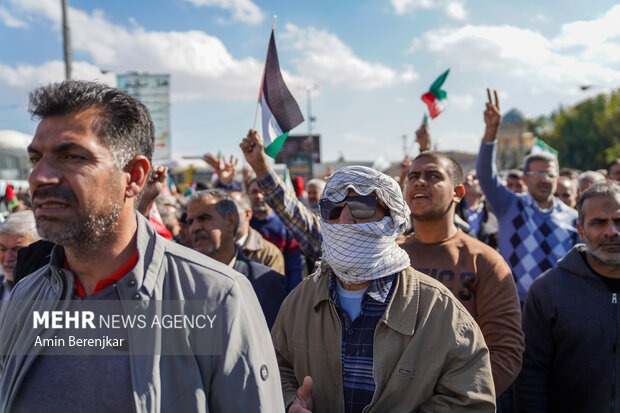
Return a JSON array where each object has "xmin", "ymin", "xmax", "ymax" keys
[{"xmin": 329, "ymin": 273, "xmax": 395, "ymax": 413}]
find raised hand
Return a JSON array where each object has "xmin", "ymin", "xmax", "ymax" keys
[
  {"xmin": 138, "ymin": 165, "xmax": 168, "ymax": 215},
  {"xmin": 415, "ymin": 123, "xmax": 430, "ymax": 152},
  {"xmin": 203, "ymin": 153, "xmax": 238, "ymax": 185},
  {"xmin": 239, "ymin": 129, "xmax": 270, "ymax": 178},
  {"xmin": 483, "ymin": 88, "xmax": 502, "ymax": 142},
  {"xmin": 399, "ymin": 156, "xmax": 412, "ymax": 190},
  {"xmin": 289, "ymin": 376, "xmax": 313, "ymax": 413}
]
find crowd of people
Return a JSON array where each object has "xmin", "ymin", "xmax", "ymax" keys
[{"xmin": 0, "ymin": 80, "xmax": 619, "ymax": 412}]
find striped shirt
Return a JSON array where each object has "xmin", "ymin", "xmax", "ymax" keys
[{"xmin": 329, "ymin": 273, "xmax": 395, "ymax": 413}]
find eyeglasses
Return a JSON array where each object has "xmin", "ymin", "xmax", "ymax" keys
[
  {"xmin": 526, "ymin": 171, "xmax": 557, "ymax": 179},
  {"xmin": 319, "ymin": 195, "xmax": 380, "ymax": 221}
]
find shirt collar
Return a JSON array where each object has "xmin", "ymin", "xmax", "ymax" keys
[{"xmin": 328, "ymin": 272, "xmax": 395, "ymax": 304}]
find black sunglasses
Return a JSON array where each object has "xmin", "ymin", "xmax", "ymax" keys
[{"xmin": 319, "ymin": 195, "xmax": 380, "ymax": 220}]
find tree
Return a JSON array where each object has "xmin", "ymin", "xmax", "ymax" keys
[{"xmin": 528, "ymin": 90, "xmax": 620, "ymax": 170}]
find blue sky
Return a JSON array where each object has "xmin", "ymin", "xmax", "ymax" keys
[{"xmin": 1, "ymin": 0, "xmax": 619, "ymax": 164}]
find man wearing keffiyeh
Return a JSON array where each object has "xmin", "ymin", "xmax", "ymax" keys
[{"xmin": 241, "ymin": 129, "xmax": 495, "ymax": 413}]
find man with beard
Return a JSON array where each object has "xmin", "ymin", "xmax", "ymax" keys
[
  {"xmin": 241, "ymin": 130, "xmax": 495, "ymax": 413},
  {"xmin": 515, "ymin": 181, "xmax": 620, "ymax": 412},
  {"xmin": 476, "ymin": 89, "xmax": 579, "ymax": 304},
  {"xmin": 0, "ymin": 211, "xmax": 41, "ymax": 300},
  {"xmin": 398, "ymin": 151, "xmax": 523, "ymax": 398},
  {"xmin": 186, "ymin": 189, "xmax": 286, "ymax": 329},
  {"xmin": 0, "ymin": 81, "xmax": 284, "ymax": 412}
]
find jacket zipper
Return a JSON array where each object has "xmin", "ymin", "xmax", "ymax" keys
[
  {"xmin": 612, "ymin": 292, "xmax": 617, "ymax": 413},
  {"xmin": 327, "ymin": 300, "xmax": 345, "ymax": 413},
  {"xmin": 114, "ymin": 283, "xmax": 138, "ymax": 413}
]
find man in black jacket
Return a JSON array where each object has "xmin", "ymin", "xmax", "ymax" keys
[
  {"xmin": 515, "ymin": 181, "xmax": 620, "ymax": 412},
  {"xmin": 187, "ymin": 189, "xmax": 287, "ymax": 329}
]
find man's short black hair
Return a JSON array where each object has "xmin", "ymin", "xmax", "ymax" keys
[
  {"xmin": 413, "ymin": 150, "xmax": 464, "ymax": 186},
  {"xmin": 28, "ymin": 80, "xmax": 155, "ymax": 170},
  {"xmin": 576, "ymin": 181, "xmax": 620, "ymax": 226}
]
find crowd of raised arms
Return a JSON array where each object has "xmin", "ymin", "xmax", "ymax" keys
[{"xmin": 0, "ymin": 80, "xmax": 619, "ymax": 413}]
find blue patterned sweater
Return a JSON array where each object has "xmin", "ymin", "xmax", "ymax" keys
[{"xmin": 476, "ymin": 142, "xmax": 580, "ymax": 302}]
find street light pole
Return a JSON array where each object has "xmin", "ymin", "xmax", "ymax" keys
[
  {"xmin": 298, "ymin": 83, "xmax": 321, "ymax": 136},
  {"xmin": 61, "ymin": 0, "xmax": 72, "ymax": 80}
]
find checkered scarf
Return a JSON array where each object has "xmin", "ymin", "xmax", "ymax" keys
[{"xmin": 315, "ymin": 166, "xmax": 411, "ymax": 284}]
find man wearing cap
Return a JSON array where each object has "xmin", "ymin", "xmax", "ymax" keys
[{"xmin": 241, "ymin": 130, "xmax": 495, "ymax": 412}]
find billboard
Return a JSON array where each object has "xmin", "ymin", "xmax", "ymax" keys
[
  {"xmin": 117, "ymin": 73, "xmax": 171, "ymax": 160},
  {"xmin": 274, "ymin": 134, "xmax": 321, "ymax": 180}
]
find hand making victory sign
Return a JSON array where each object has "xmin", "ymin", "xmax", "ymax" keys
[{"xmin": 482, "ymin": 88, "xmax": 502, "ymax": 143}]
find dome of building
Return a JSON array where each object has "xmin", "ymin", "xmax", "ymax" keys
[{"xmin": 502, "ymin": 108, "xmax": 527, "ymax": 126}]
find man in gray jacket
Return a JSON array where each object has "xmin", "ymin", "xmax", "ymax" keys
[
  {"xmin": 515, "ymin": 181, "xmax": 620, "ymax": 412},
  {"xmin": 0, "ymin": 81, "xmax": 284, "ymax": 413}
]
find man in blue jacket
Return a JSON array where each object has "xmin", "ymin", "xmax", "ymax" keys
[{"xmin": 515, "ymin": 181, "xmax": 620, "ymax": 412}]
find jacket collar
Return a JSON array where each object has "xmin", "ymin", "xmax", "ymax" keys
[
  {"xmin": 242, "ymin": 227, "xmax": 264, "ymax": 252},
  {"xmin": 311, "ymin": 266, "xmax": 419, "ymax": 336},
  {"xmin": 46, "ymin": 214, "xmax": 164, "ymax": 300}
]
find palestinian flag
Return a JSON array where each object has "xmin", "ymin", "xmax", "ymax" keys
[
  {"xmin": 5, "ymin": 185, "xmax": 18, "ymax": 211},
  {"xmin": 259, "ymin": 30, "xmax": 304, "ymax": 158},
  {"xmin": 421, "ymin": 69, "xmax": 450, "ymax": 119}
]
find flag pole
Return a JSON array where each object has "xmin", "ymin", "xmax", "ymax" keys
[{"xmin": 252, "ymin": 15, "xmax": 278, "ymax": 130}]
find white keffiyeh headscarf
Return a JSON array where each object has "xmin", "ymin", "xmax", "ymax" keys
[{"xmin": 315, "ymin": 166, "xmax": 411, "ymax": 284}]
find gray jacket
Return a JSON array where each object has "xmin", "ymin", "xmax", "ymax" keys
[{"xmin": 0, "ymin": 214, "xmax": 285, "ymax": 413}]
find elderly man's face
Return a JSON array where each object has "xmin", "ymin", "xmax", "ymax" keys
[
  {"xmin": 187, "ymin": 197, "xmax": 235, "ymax": 259},
  {"xmin": 27, "ymin": 110, "xmax": 125, "ymax": 248},
  {"xmin": 0, "ymin": 232, "xmax": 36, "ymax": 281},
  {"xmin": 578, "ymin": 194, "xmax": 620, "ymax": 266},
  {"xmin": 307, "ymin": 185, "xmax": 322, "ymax": 207}
]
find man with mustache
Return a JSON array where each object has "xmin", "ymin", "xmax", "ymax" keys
[
  {"xmin": 515, "ymin": 181, "xmax": 620, "ymax": 412},
  {"xmin": 0, "ymin": 211, "xmax": 40, "ymax": 300},
  {"xmin": 0, "ymin": 81, "xmax": 284, "ymax": 412},
  {"xmin": 186, "ymin": 189, "xmax": 286, "ymax": 329},
  {"xmin": 476, "ymin": 89, "xmax": 579, "ymax": 305}
]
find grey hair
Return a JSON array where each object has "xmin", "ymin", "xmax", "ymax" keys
[
  {"xmin": 0, "ymin": 211, "xmax": 41, "ymax": 241},
  {"xmin": 189, "ymin": 189, "xmax": 240, "ymax": 238},
  {"xmin": 578, "ymin": 171, "xmax": 606, "ymax": 188},
  {"xmin": 28, "ymin": 80, "xmax": 155, "ymax": 170},
  {"xmin": 577, "ymin": 181, "xmax": 620, "ymax": 226},
  {"xmin": 523, "ymin": 152, "xmax": 558, "ymax": 173},
  {"xmin": 230, "ymin": 190, "xmax": 252, "ymax": 212},
  {"xmin": 306, "ymin": 179, "xmax": 326, "ymax": 192}
]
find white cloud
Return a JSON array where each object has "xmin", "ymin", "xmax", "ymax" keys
[
  {"xmin": 183, "ymin": 0, "xmax": 264, "ymax": 25},
  {"xmin": 391, "ymin": 0, "xmax": 468, "ymax": 20},
  {"xmin": 408, "ymin": 7, "xmax": 620, "ymax": 93},
  {"xmin": 3, "ymin": 0, "xmax": 264, "ymax": 102},
  {"xmin": 0, "ymin": 60, "xmax": 116, "ymax": 96},
  {"xmin": 434, "ymin": 131, "xmax": 479, "ymax": 152},
  {"xmin": 448, "ymin": 93, "xmax": 474, "ymax": 111},
  {"xmin": 282, "ymin": 24, "xmax": 418, "ymax": 90},
  {"xmin": 0, "ymin": 7, "xmax": 27, "ymax": 28}
]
